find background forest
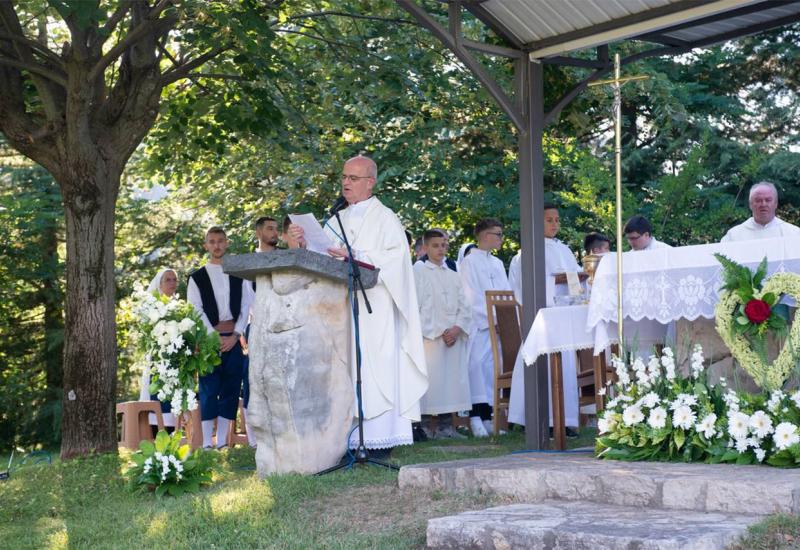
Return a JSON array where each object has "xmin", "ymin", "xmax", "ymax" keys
[{"xmin": 2, "ymin": 1, "xmax": 799, "ymax": 451}]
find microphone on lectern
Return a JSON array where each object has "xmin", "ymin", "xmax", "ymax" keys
[{"xmin": 328, "ymin": 195, "xmax": 348, "ymax": 216}]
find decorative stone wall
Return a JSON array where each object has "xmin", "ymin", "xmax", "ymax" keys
[{"xmin": 248, "ymin": 269, "xmax": 353, "ymax": 475}]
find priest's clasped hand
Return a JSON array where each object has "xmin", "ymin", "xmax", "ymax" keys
[{"xmin": 442, "ymin": 325, "xmax": 463, "ymax": 347}]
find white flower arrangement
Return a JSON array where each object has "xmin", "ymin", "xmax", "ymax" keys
[
  {"xmin": 132, "ymin": 282, "xmax": 220, "ymax": 416},
  {"xmin": 596, "ymin": 345, "xmax": 800, "ymax": 467}
]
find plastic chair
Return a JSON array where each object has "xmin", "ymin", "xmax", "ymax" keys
[{"xmin": 116, "ymin": 401, "xmax": 164, "ymax": 449}]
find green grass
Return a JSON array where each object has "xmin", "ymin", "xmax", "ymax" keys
[
  {"xmin": 0, "ymin": 430, "xmax": 560, "ymax": 549},
  {"xmin": 2, "ymin": 429, "xmax": 794, "ymax": 549}
]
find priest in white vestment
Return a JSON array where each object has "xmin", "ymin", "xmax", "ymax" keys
[
  {"xmin": 508, "ymin": 204, "xmax": 580, "ymax": 431},
  {"xmin": 722, "ymin": 181, "xmax": 800, "ymax": 242},
  {"xmin": 414, "ymin": 230, "xmax": 472, "ymax": 433},
  {"xmin": 460, "ymin": 218, "xmax": 510, "ymax": 437},
  {"xmin": 290, "ymin": 155, "xmax": 428, "ymax": 454}
]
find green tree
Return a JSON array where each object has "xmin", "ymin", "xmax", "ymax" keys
[{"xmin": 0, "ymin": 0, "xmax": 281, "ymax": 458}]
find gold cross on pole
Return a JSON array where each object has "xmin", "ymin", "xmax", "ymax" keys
[{"xmin": 587, "ymin": 53, "xmax": 649, "ymax": 354}]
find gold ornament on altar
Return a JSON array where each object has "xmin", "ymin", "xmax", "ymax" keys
[{"xmin": 582, "ymin": 253, "xmax": 602, "ymax": 286}]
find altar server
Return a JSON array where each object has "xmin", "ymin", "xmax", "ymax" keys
[
  {"xmin": 584, "ymin": 232, "xmax": 611, "ymax": 255},
  {"xmin": 289, "ymin": 155, "xmax": 428, "ymax": 457},
  {"xmin": 722, "ymin": 181, "xmax": 800, "ymax": 242},
  {"xmin": 188, "ymin": 226, "xmax": 255, "ymax": 449},
  {"xmin": 460, "ymin": 218, "xmax": 510, "ymax": 437},
  {"xmin": 414, "ymin": 230, "xmax": 472, "ymax": 438},
  {"xmin": 624, "ymin": 215, "xmax": 671, "ymax": 251},
  {"xmin": 508, "ymin": 203, "xmax": 580, "ymax": 435}
]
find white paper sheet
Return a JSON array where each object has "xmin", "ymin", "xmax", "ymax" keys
[{"xmin": 289, "ymin": 213, "xmax": 336, "ymax": 254}]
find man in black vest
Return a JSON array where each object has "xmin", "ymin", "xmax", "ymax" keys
[{"xmin": 188, "ymin": 226, "xmax": 254, "ymax": 448}]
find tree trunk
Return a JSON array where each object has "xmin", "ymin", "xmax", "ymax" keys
[{"xmin": 59, "ymin": 164, "xmax": 120, "ymax": 460}]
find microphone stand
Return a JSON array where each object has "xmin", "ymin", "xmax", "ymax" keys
[{"xmin": 317, "ymin": 206, "xmax": 399, "ymax": 474}]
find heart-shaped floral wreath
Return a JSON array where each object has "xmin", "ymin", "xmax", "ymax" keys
[{"xmin": 715, "ymin": 272, "xmax": 800, "ymax": 391}]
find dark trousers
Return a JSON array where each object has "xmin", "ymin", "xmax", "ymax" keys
[
  {"xmin": 242, "ymin": 325, "xmax": 250, "ymax": 409},
  {"xmin": 199, "ymin": 336, "xmax": 244, "ymax": 421}
]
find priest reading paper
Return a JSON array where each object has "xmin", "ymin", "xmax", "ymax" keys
[{"xmin": 289, "ymin": 155, "xmax": 428, "ymax": 458}]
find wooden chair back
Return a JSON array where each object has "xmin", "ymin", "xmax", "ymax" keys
[{"xmin": 485, "ymin": 290, "xmax": 523, "ymax": 434}]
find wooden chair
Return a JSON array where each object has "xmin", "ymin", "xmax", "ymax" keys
[
  {"xmin": 227, "ymin": 399, "xmax": 249, "ymax": 447},
  {"xmin": 486, "ymin": 290, "xmax": 523, "ymax": 436},
  {"xmin": 116, "ymin": 401, "xmax": 164, "ymax": 450}
]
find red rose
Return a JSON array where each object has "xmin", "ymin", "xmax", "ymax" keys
[{"xmin": 744, "ymin": 299, "xmax": 771, "ymax": 324}]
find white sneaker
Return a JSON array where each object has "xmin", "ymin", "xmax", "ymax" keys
[
  {"xmin": 482, "ymin": 419, "xmax": 494, "ymax": 436},
  {"xmin": 470, "ymin": 417, "xmax": 489, "ymax": 438},
  {"xmin": 436, "ymin": 425, "xmax": 467, "ymax": 440}
]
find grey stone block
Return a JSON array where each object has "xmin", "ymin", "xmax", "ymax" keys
[
  {"xmin": 427, "ymin": 501, "xmax": 760, "ymax": 550},
  {"xmin": 223, "ymin": 248, "xmax": 379, "ymax": 288},
  {"xmin": 399, "ymin": 453, "xmax": 800, "ymax": 515}
]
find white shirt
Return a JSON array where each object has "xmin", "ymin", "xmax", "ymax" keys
[
  {"xmin": 187, "ymin": 262, "xmax": 254, "ymax": 335},
  {"xmin": 509, "ymin": 240, "xmax": 581, "ymax": 306},
  {"xmin": 459, "ymin": 248, "xmax": 510, "ymax": 330},
  {"xmin": 721, "ymin": 216, "xmax": 800, "ymax": 242},
  {"xmin": 414, "ymin": 260, "xmax": 472, "ymax": 339},
  {"xmin": 641, "ymin": 237, "xmax": 671, "ymax": 251}
]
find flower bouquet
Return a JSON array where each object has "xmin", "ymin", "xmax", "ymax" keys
[
  {"xmin": 596, "ymin": 345, "xmax": 800, "ymax": 467},
  {"xmin": 126, "ymin": 430, "xmax": 215, "ymax": 496},
  {"xmin": 132, "ymin": 283, "xmax": 220, "ymax": 415}
]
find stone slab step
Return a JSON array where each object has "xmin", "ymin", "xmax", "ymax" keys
[
  {"xmin": 399, "ymin": 452, "xmax": 800, "ymax": 516},
  {"xmin": 427, "ymin": 500, "xmax": 761, "ymax": 549}
]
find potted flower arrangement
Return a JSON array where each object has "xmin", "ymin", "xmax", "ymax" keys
[
  {"xmin": 596, "ymin": 255, "xmax": 800, "ymax": 467},
  {"xmin": 126, "ymin": 430, "xmax": 215, "ymax": 497},
  {"xmin": 131, "ymin": 282, "xmax": 220, "ymax": 416},
  {"xmin": 125, "ymin": 283, "xmax": 221, "ymax": 494}
]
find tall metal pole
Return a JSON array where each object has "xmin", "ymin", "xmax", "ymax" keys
[{"xmin": 613, "ymin": 53, "xmax": 624, "ymax": 349}]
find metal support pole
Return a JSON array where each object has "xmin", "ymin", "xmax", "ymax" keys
[{"xmin": 518, "ymin": 57, "xmax": 549, "ymax": 450}]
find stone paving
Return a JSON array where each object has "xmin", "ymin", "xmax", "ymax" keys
[
  {"xmin": 427, "ymin": 500, "xmax": 759, "ymax": 550},
  {"xmin": 400, "ymin": 452, "xmax": 800, "ymax": 549},
  {"xmin": 400, "ymin": 451, "xmax": 800, "ymax": 515}
]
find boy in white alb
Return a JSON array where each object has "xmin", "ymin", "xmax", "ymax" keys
[
  {"xmin": 460, "ymin": 218, "xmax": 511, "ymax": 437},
  {"xmin": 414, "ymin": 230, "xmax": 472, "ymax": 438}
]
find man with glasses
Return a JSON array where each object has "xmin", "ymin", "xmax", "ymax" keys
[
  {"xmin": 460, "ymin": 218, "xmax": 510, "ymax": 437},
  {"xmin": 623, "ymin": 215, "xmax": 671, "ymax": 251},
  {"xmin": 289, "ymin": 155, "xmax": 428, "ymax": 459}
]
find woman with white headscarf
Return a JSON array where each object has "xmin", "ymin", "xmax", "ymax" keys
[
  {"xmin": 456, "ymin": 242, "xmax": 476, "ymax": 269},
  {"xmin": 139, "ymin": 268, "xmax": 179, "ymax": 429}
]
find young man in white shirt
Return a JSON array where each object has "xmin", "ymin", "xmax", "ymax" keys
[
  {"xmin": 188, "ymin": 226, "xmax": 255, "ymax": 449},
  {"xmin": 623, "ymin": 215, "xmax": 671, "ymax": 251}
]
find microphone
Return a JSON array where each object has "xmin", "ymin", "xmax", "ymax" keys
[{"xmin": 328, "ymin": 195, "xmax": 348, "ymax": 216}]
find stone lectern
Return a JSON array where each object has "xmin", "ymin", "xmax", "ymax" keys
[{"xmin": 223, "ymin": 249, "xmax": 379, "ymax": 475}]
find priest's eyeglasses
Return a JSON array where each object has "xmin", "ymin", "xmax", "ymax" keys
[{"xmin": 341, "ymin": 174, "xmax": 373, "ymax": 182}]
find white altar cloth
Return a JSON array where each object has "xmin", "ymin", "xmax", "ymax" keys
[
  {"xmin": 586, "ymin": 236, "xmax": 800, "ymax": 329},
  {"xmin": 521, "ymin": 304, "xmax": 611, "ymax": 366}
]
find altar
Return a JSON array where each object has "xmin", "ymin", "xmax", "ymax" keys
[{"xmin": 514, "ymin": 236, "xmax": 800, "ymax": 431}]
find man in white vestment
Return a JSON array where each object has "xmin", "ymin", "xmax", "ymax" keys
[
  {"xmin": 290, "ymin": 155, "xmax": 428, "ymax": 457},
  {"xmin": 624, "ymin": 215, "xmax": 671, "ymax": 251},
  {"xmin": 721, "ymin": 181, "xmax": 800, "ymax": 242},
  {"xmin": 414, "ymin": 230, "xmax": 472, "ymax": 439},
  {"xmin": 460, "ymin": 218, "xmax": 510, "ymax": 437},
  {"xmin": 508, "ymin": 203, "xmax": 580, "ymax": 435}
]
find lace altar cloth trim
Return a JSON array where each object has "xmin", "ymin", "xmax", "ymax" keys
[{"xmin": 586, "ymin": 237, "xmax": 800, "ymax": 328}]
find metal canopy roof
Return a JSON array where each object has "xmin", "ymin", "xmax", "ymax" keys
[{"xmin": 464, "ymin": 0, "xmax": 800, "ymax": 60}]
